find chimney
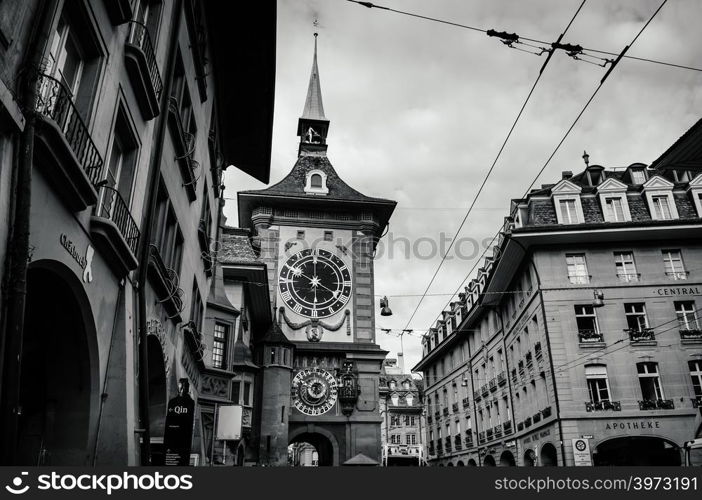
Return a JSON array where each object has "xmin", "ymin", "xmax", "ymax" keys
[
  {"xmin": 562, "ymin": 171, "xmax": 573, "ymax": 180},
  {"xmin": 397, "ymin": 352, "xmax": 405, "ymax": 373}
]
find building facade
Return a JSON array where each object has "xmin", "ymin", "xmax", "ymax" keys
[
  {"xmin": 379, "ymin": 355, "xmax": 426, "ymax": 466},
  {"xmin": 414, "ymin": 120, "xmax": 702, "ymax": 466},
  {"xmin": 0, "ymin": 0, "xmax": 276, "ymax": 466},
  {"xmin": 235, "ymin": 35, "xmax": 397, "ymax": 466}
]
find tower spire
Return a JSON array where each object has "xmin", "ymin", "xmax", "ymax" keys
[{"xmin": 297, "ymin": 33, "xmax": 330, "ymax": 155}]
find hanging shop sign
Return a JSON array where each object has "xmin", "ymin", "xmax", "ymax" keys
[{"xmin": 163, "ymin": 380, "xmax": 195, "ymax": 466}]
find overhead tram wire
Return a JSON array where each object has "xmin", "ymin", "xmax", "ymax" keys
[
  {"xmin": 398, "ymin": 1, "xmax": 587, "ymax": 335},
  {"xmin": 346, "ymin": 0, "xmax": 702, "ymax": 73},
  {"xmin": 405, "ymin": 0, "xmax": 669, "ymax": 345},
  {"xmin": 523, "ymin": 0, "xmax": 668, "ymax": 194}
]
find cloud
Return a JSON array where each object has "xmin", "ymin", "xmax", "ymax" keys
[{"xmin": 224, "ymin": 0, "xmax": 702, "ymax": 371}]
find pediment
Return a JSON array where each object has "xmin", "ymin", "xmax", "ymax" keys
[
  {"xmin": 596, "ymin": 177, "xmax": 628, "ymax": 192},
  {"xmin": 550, "ymin": 179, "xmax": 582, "ymax": 196},
  {"xmin": 642, "ymin": 175, "xmax": 674, "ymax": 190},
  {"xmin": 688, "ymin": 172, "xmax": 702, "ymax": 188}
]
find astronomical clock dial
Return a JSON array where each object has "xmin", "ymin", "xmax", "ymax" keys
[
  {"xmin": 279, "ymin": 248, "xmax": 352, "ymax": 318},
  {"xmin": 291, "ymin": 367, "xmax": 338, "ymax": 416}
]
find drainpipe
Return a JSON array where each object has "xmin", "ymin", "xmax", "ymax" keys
[
  {"xmin": 0, "ymin": 0, "xmax": 59, "ymax": 465},
  {"xmin": 135, "ymin": 0, "xmax": 183, "ymax": 465},
  {"xmin": 510, "ymin": 237, "xmax": 567, "ymax": 466}
]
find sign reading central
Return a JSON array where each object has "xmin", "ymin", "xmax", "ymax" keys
[
  {"xmin": 291, "ymin": 367, "xmax": 339, "ymax": 416},
  {"xmin": 279, "ymin": 248, "xmax": 351, "ymax": 318}
]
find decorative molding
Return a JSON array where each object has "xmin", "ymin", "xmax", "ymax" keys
[{"xmin": 279, "ymin": 306, "xmax": 351, "ymax": 338}]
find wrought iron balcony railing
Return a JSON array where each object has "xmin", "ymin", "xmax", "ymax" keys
[
  {"xmin": 497, "ymin": 371, "xmax": 507, "ymax": 386},
  {"xmin": 680, "ymin": 329, "xmax": 702, "ymax": 341},
  {"xmin": 665, "ymin": 271, "xmax": 689, "ymax": 280},
  {"xmin": 493, "ymin": 426, "xmax": 502, "ymax": 438},
  {"xmin": 617, "ymin": 272, "xmax": 641, "ymax": 282},
  {"xmin": 442, "ymin": 407, "xmax": 449, "ymax": 416},
  {"xmin": 532, "ymin": 412, "xmax": 542, "ymax": 424},
  {"xmin": 534, "ymin": 342, "xmax": 543, "ymax": 360},
  {"xmin": 95, "ymin": 185, "xmax": 140, "ymax": 255},
  {"xmin": 474, "ymin": 390, "xmax": 482, "ymax": 401},
  {"xmin": 541, "ymin": 406, "xmax": 553, "ymax": 418},
  {"xmin": 462, "ymin": 397, "xmax": 471, "ymax": 408},
  {"xmin": 626, "ymin": 327, "xmax": 655, "ymax": 342},
  {"xmin": 36, "ymin": 73, "xmax": 104, "ymax": 184},
  {"xmin": 126, "ymin": 21, "xmax": 163, "ymax": 98},
  {"xmin": 502, "ymin": 420, "xmax": 512, "ymax": 434},
  {"xmin": 481, "ymin": 384, "xmax": 490, "ymax": 396},
  {"xmin": 578, "ymin": 329, "xmax": 604, "ymax": 343},
  {"xmin": 452, "ymin": 403, "xmax": 459, "ymax": 412},
  {"xmin": 489, "ymin": 378, "xmax": 497, "ymax": 391},
  {"xmin": 524, "ymin": 417, "xmax": 532, "ymax": 428},
  {"xmin": 585, "ymin": 400, "xmax": 621, "ymax": 412},
  {"xmin": 639, "ymin": 399, "xmax": 675, "ymax": 410}
]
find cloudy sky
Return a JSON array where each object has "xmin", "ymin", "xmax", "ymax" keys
[{"xmin": 223, "ymin": 0, "xmax": 702, "ymax": 372}]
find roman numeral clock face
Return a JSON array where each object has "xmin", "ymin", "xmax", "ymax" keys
[{"xmin": 279, "ymin": 249, "xmax": 352, "ymax": 318}]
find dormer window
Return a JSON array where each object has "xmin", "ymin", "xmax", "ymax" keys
[
  {"xmin": 586, "ymin": 167, "xmax": 605, "ymax": 186},
  {"xmin": 551, "ymin": 179, "xmax": 584, "ymax": 225},
  {"xmin": 688, "ymin": 173, "xmax": 702, "ymax": 217},
  {"xmin": 597, "ymin": 178, "xmax": 631, "ymax": 222},
  {"xmin": 642, "ymin": 176, "xmax": 678, "ymax": 221},
  {"xmin": 304, "ymin": 169, "xmax": 329, "ymax": 195},
  {"xmin": 630, "ymin": 168, "xmax": 647, "ymax": 185}
]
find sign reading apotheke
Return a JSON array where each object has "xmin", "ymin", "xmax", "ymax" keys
[{"xmin": 604, "ymin": 420, "xmax": 661, "ymax": 431}]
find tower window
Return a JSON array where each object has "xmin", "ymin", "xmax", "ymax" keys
[
  {"xmin": 304, "ymin": 169, "xmax": 329, "ymax": 194},
  {"xmin": 311, "ymin": 173, "xmax": 323, "ymax": 188}
]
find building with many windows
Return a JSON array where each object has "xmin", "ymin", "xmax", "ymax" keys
[
  {"xmin": 0, "ymin": 0, "xmax": 276, "ymax": 466},
  {"xmin": 379, "ymin": 355, "xmax": 425, "ymax": 465},
  {"xmin": 414, "ymin": 119, "xmax": 702, "ymax": 466}
]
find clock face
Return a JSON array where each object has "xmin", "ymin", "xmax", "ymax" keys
[
  {"xmin": 291, "ymin": 368, "xmax": 338, "ymax": 416},
  {"xmin": 279, "ymin": 248, "xmax": 352, "ymax": 318}
]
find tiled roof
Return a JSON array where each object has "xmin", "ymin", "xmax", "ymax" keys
[
  {"xmin": 650, "ymin": 117, "xmax": 702, "ymax": 171},
  {"xmin": 239, "ymin": 153, "xmax": 392, "ymax": 204},
  {"xmin": 218, "ymin": 228, "xmax": 259, "ymax": 264}
]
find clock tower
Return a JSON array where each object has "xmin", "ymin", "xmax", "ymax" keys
[{"xmin": 238, "ymin": 34, "xmax": 396, "ymax": 465}]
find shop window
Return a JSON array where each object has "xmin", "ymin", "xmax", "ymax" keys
[
  {"xmin": 585, "ymin": 364, "xmax": 610, "ymax": 403},
  {"xmin": 637, "ymin": 362, "xmax": 663, "ymax": 401}
]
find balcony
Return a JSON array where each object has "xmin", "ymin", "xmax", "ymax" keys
[
  {"xmin": 434, "ymin": 410, "xmax": 441, "ymax": 420},
  {"xmin": 617, "ymin": 272, "xmax": 641, "ymax": 283},
  {"xmin": 125, "ymin": 21, "xmax": 162, "ymax": 119},
  {"xmin": 486, "ymin": 428, "xmax": 493, "ymax": 440},
  {"xmin": 665, "ymin": 271, "xmax": 689, "ymax": 280},
  {"xmin": 585, "ymin": 400, "xmax": 621, "ymax": 412},
  {"xmin": 680, "ymin": 329, "xmax": 702, "ymax": 341},
  {"xmin": 524, "ymin": 417, "xmax": 532, "ymax": 428},
  {"xmin": 454, "ymin": 435, "xmax": 462, "ymax": 450},
  {"xmin": 428, "ymin": 444, "xmax": 435, "ymax": 456},
  {"xmin": 90, "ymin": 186, "xmax": 139, "ymax": 276},
  {"xmin": 147, "ymin": 245, "xmax": 184, "ymax": 323},
  {"xmin": 525, "ymin": 354, "xmax": 534, "ymax": 372},
  {"xmin": 34, "ymin": 74, "xmax": 103, "ymax": 212},
  {"xmin": 493, "ymin": 426, "xmax": 502, "ymax": 438},
  {"xmin": 103, "ymin": 0, "xmax": 135, "ymax": 25},
  {"xmin": 481, "ymin": 384, "xmax": 490, "ymax": 397},
  {"xmin": 578, "ymin": 329, "xmax": 604, "ymax": 343},
  {"xmin": 639, "ymin": 399, "xmax": 675, "ymax": 411},
  {"xmin": 497, "ymin": 371, "xmax": 507, "ymax": 386},
  {"xmin": 489, "ymin": 378, "xmax": 497, "ymax": 392},
  {"xmin": 452, "ymin": 402, "xmax": 459, "ymax": 413},
  {"xmin": 532, "ymin": 412, "xmax": 542, "ymax": 424},
  {"xmin": 541, "ymin": 406, "xmax": 553, "ymax": 418},
  {"xmin": 442, "ymin": 407, "xmax": 449, "ymax": 417},
  {"xmin": 534, "ymin": 342, "xmax": 543, "ymax": 361},
  {"xmin": 627, "ymin": 327, "xmax": 655, "ymax": 343},
  {"xmin": 502, "ymin": 420, "xmax": 512, "ymax": 434},
  {"xmin": 517, "ymin": 421, "xmax": 524, "ymax": 432},
  {"xmin": 168, "ymin": 96, "xmax": 199, "ymax": 202},
  {"xmin": 478, "ymin": 431, "xmax": 485, "ymax": 444},
  {"xmin": 511, "ymin": 368, "xmax": 518, "ymax": 385},
  {"xmin": 462, "ymin": 397, "xmax": 471, "ymax": 408},
  {"xmin": 444, "ymin": 437, "xmax": 452, "ymax": 452},
  {"xmin": 474, "ymin": 390, "xmax": 482, "ymax": 402},
  {"xmin": 464, "ymin": 435, "xmax": 474, "ymax": 448},
  {"xmin": 427, "ymin": 416, "xmax": 433, "ymax": 424}
]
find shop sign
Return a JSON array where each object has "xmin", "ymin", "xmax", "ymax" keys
[
  {"xmin": 163, "ymin": 381, "xmax": 195, "ymax": 466},
  {"xmin": 216, "ymin": 405, "xmax": 243, "ymax": 441},
  {"xmin": 572, "ymin": 438, "xmax": 592, "ymax": 466},
  {"xmin": 59, "ymin": 233, "xmax": 94, "ymax": 283},
  {"xmin": 655, "ymin": 287, "xmax": 701, "ymax": 296},
  {"xmin": 604, "ymin": 420, "xmax": 661, "ymax": 431}
]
